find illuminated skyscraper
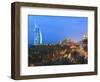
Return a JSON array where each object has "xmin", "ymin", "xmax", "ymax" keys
[
  {"xmin": 34, "ymin": 23, "xmax": 42, "ymax": 45},
  {"xmin": 82, "ymin": 33, "xmax": 87, "ymax": 40}
]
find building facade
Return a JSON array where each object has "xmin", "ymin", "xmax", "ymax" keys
[{"xmin": 34, "ymin": 23, "xmax": 42, "ymax": 45}]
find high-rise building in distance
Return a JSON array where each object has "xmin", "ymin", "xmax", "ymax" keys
[{"xmin": 34, "ymin": 23, "xmax": 42, "ymax": 45}]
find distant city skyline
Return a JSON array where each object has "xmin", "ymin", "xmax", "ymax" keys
[{"xmin": 28, "ymin": 15, "xmax": 88, "ymax": 47}]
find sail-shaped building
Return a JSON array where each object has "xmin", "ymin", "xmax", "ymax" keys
[{"xmin": 34, "ymin": 23, "xmax": 42, "ymax": 45}]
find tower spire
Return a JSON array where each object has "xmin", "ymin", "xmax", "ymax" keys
[
  {"xmin": 34, "ymin": 21, "xmax": 42, "ymax": 45},
  {"xmin": 34, "ymin": 23, "xmax": 37, "ymax": 28}
]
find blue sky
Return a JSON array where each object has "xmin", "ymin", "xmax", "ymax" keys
[{"xmin": 28, "ymin": 15, "xmax": 88, "ymax": 47}]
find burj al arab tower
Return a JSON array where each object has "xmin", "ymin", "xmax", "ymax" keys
[{"xmin": 34, "ymin": 23, "xmax": 42, "ymax": 45}]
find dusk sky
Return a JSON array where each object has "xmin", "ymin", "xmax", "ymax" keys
[{"xmin": 28, "ymin": 15, "xmax": 88, "ymax": 47}]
